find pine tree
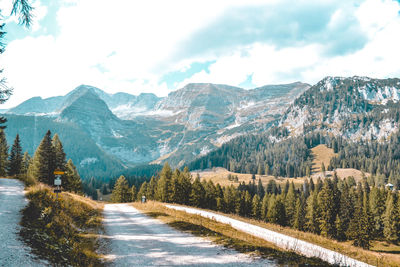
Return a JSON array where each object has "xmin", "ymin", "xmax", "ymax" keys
[
  {"xmin": 156, "ymin": 162, "xmax": 173, "ymax": 202},
  {"xmin": 8, "ymin": 134, "xmax": 23, "ymax": 177},
  {"xmin": 305, "ymin": 191, "xmax": 320, "ymax": 234},
  {"xmin": 52, "ymin": 134, "xmax": 66, "ymax": 170},
  {"xmin": 285, "ymin": 182, "xmax": 297, "ymax": 227},
  {"xmin": 347, "ymin": 188, "xmax": 371, "ymax": 249},
  {"xmin": 190, "ymin": 176, "xmax": 206, "ymax": 207},
  {"xmin": 131, "ymin": 185, "xmax": 137, "ymax": 201},
  {"xmin": 383, "ymin": 192, "xmax": 400, "ymax": 243},
  {"xmin": 257, "ymin": 178, "xmax": 265, "ymax": 198},
  {"xmin": 146, "ymin": 177, "xmax": 157, "ymax": 200},
  {"xmin": 317, "ymin": 179, "xmax": 335, "ymax": 237},
  {"xmin": 369, "ymin": 187, "xmax": 385, "ymax": 239},
  {"xmin": 137, "ymin": 181, "xmax": 148, "ymax": 201},
  {"xmin": 20, "ymin": 151, "xmax": 30, "ymax": 175},
  {"xmin": 293, "ymin": 196, "xmax": 306, "ymax": 231},
  {"xmin": 180, "ymin": 167, "xmax": 192, "ymax": 205},
  {"xmin": 261, "ymin": 194, "xmax": 269, "ymax": 220},
  {"xmin": 64, "ymin": 159, "xmax": 82, "ymax": 193},
  {"xmin": 28, "ymin": 130, "xmax": 56, "ymax": 185},
  {"xmin": 252, "ymin": 194, "xmax": 261, "ymax": 219},
  {"xmin": 111, "ymin": 175, "xmax": 131, "ymax": 203},
  {"xmin": 0, "ymin": 129, "xmax": 8, "ymax": 176}
]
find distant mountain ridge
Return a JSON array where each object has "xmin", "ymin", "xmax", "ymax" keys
[{"xmin": 2, "ymin": 81, "xmax": 309, "ymax": 178}]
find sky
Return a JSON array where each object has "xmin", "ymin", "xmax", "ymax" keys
[{"xmin": 0, "ymin": 0, "xmax": 400, "ymax": 108}]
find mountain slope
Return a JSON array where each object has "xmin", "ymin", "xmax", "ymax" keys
[
  {"xmin": 281, "ymin": 76, "xmax": 400, "ymax": 140},
  {"xmin": 3, "ymin": 81, "xmax": 310, "ymax": 177}
]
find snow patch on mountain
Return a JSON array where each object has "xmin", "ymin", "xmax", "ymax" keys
[{"xmin": 80, "ymin": 157, "xmax": 98, "ymax": 167}]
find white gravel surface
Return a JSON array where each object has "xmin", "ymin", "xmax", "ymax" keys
[
  {"xmin": 166, "ymin": 204, "xmax": 374, "ymax": 267},
  {"xmin": 0, "ymin": 178, "xmax": 48, "ymax": 267},
  {"xmin": 102, "ymin": 203, "xmax": 277, "ymax": 266}
]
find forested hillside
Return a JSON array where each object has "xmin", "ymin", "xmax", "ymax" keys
[{"xmin": 189, "ymin": 77, "xmax": 400, "ymax": 189}]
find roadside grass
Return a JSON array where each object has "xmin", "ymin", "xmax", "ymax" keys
[
  {"xmin": 19, "ymin": 184, "xmax": 105, "ymax": 266},
  {"xmin": 132, "ymin": 201, "xmax": 330, "ymax": 266},
  {"xmin": 153, "ymin": 202, "xmax": 399, "ymax": 267}
]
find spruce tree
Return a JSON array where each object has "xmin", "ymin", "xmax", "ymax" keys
[
  {"xmin": 293, "ymin": 196, "xmax": 306, "ymax": 231},
  {"xmin": 137, "ymin": 182, "xmax": 148, "ymax": 201},
  {"xmin": 0, "ymin": 129, "xmax": 8, "ymax": 176},
  {"xmin": 8, "ymin": 134, "xmax": 23, "ymax": 177},
  {"xmin": 285, "ymin": 182, "xmax": 297, "ymax": 227},
  {"xmin": 317, "ymin": 179, "xmax": 335, "ymax": 238},
  {"xmin": 261, "ymin": 194, "xmax": 269, "ymax": 220},
  {"xmin": 111, "ymin": 175, "xmax": 131, "ymax": 203},
  {"xmin": 146, "ymin": 177, "xmax": 157, "ymax": 200},
  {"xmin": 29, "ymin": 130, "xmax": 56, "ymax": 185},
  {"xmin": 156, "ymin": 162, "xmax": 172, "ymax": 202},
  {"xmin": 131, "ymin": 185, "xmax": 137, "ymax": 201},
  {"xmin": 369, "ymin": 187, "xmax": 385, "ymax": 239},
  {"xmin": 20, "ymin": 151, "xmax": 30, "ymax": 175},
  {"xmin": 257, "ymin": 178, "xmax": 265, "ymax": 198},
  {"xmin": 64, "ymin": 159, "xmax": 82, "ymax": 193},
  {"xmin": 252, "ymin": 194, "xmax": 261, "ymax": 219},
  {"xmin": 383, "ymin": 192, "xmax": 400, "ymax": 243},
  {"xmin": 190, "ymin": 176, "xmax": 206, "ymax": 208},
  {"xmin": 305, "ymin": 191, "xmax": 320, "ymax": 234},
  {"xmin": 52, "ymin": 134, "xmax": 66, "ymax": 169}
]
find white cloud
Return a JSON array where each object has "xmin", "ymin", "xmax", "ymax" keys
[{"xmin": 1, "ymin": 0, "xmax": 400, "ymax": 108}]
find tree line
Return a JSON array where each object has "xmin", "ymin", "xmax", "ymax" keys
[
  {"xmin": 112, "ymin": 163, "xmax": 400, "ymax": 249},
  {"xmin": 0, "ymin": 128, "xmax": 82, "ymax": 192}
]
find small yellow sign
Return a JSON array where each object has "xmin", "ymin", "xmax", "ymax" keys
[{"xmin": 54, "ymin": 170, "xmax": 65, "ymax": 175}]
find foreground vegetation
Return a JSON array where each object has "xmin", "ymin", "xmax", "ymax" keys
[
  {"xmin": 133, "ymin": 201, "xmax": 330, "ymax": 266},
  {"xmin": 20, "ymin": 184, "xmax": 104, "ymax": 266}
]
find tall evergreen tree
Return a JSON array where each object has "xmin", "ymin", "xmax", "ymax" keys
[
  {"xmin": 305, "ymin": 191, "xmax": 320, "ymax": 234},
  {"xmin": 52, "ymin": 134, "xmax": 66, "ymax": 170},
  {"xmin": 28, "ymin": 130, "xmax": 56, "ymax": 185},
  {"xmin": 252, "ymin": 194, "xmax": 261, "ymax": 219},
  {"xmin": 137, "ymin": 181, "xmax": 148, "ymax": 201},
  {"xmin": 131, "ymin": 185, "xmax": 137, "ymax": 201},
  {"xmin": 261, "ymin": 194, "xmax": 269, "ymax": 220},
  {"xmin": 111, "ymin": 175, "xmax": 131, "ymax": 203},
  {"xmin": 20, "ymin": 151, "xmax": 30, "ymax": 175},
  {"xmin": 190, "ymin": 176, "xmax": 206, "ymax": 207},
  {"xmin": 8, "ymin": 134, "xmax": 22, "ymax": 176},
  {"xmin": 156, "ymin": 162, "xmax": 173, "ymax": 202},
  {"xmin": 317, "ymin": 179, "xmax": 335, "ymax": 237},
  {"xmin": 383, "ymin": 192, "xmax": 400, "ymax": 243},
  {"xmin": 285, "ymin": 182, "xmax": 297, "ymax": 227},
  {"xmin": 64, "ymin": 159, "xmax": 82, "ymax": 193},
  {"xmin": 0, "ymin": 129, "xmax": 8, "ymax": 176}
]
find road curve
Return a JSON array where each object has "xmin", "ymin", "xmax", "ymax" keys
[
  {"xmin": 0, "ymin": 178, "xmax": 48, "ymax": 267},
  {"xmin": 166, "ymin": 204, "xmax": 373, "ymax": 267},
  {"xmin": 102, "ymin": 203, "xmax": 276, "ymax": 266}
]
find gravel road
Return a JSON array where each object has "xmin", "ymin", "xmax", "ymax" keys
[
  {"xmin": 166, "ymin": 204, "xmax": 373, "ymax": 267},
  {"xmin": 102, "ymin": 203, "xmax": 276, "ymax": 266},
  {"xmin": 0, "ymin": 178, "xmax": 48, "ymax": 267}
]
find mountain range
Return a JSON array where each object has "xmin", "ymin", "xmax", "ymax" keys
[{"xmin": 2, "ymin": 82, "xmax": 309, "ymax": 178}]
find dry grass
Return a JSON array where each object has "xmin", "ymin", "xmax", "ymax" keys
[
  {"xmin": 194, "ymin": 167, "xmax": 306, "ymax": 188},
  {"xmin": 132, "ymin": 201, "xmax": 328, "ymax": 266},
  {"xmin": 311, "ymin": 144, "xmax": 337, "ymax": 173},
  {"xmin": 20, "ymin": 184, "xmax": 106, "ymax": 266},
  {"xmin": 157, "ymin": 203, "xmax": 399, "ymax": 267}
]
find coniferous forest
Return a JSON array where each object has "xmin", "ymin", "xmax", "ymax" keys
[
  {"xmin": 0, "ymin": 128, "xmax": 82, "ymax": 193},
  {"xmin": 188, "ymin": 130, "xmax": 400, "ymax": 188},
  {"xmin": 112, "ymin": 163, "xmax": 400, "ymax": 250}
]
